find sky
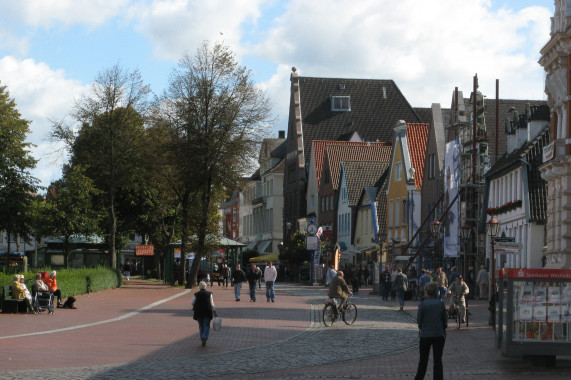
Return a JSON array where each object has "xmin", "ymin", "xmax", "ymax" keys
[{"xmin": 0, "ymin": 0, "xmax": 556, "ymax": 189}]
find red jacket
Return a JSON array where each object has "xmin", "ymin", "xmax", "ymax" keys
[{"xmin": 44, "ymin": 276, "xmax": 58, "ymax": 292}]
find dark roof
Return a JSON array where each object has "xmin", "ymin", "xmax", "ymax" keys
[
  {"xmin": 298, "ymin": 76, "xmax": 422, "ymax": 164},
  {"xmin": 413, "ymin": 107, "xmax": 432, "ymax": 123},
  {"xmin": 342, "ymin": 161, "xmax": 389, "ymax": 207},
  {"xmin": 485, "ymin": 125, "xmax": 549, "ymax": 221},
  {"xmin": 270, "ymin": 140, "xmax": 287, "ymax": 159}
]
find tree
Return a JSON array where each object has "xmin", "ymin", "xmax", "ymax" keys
[
  {"xmin": 44, "ymin": 165, "xmax": 103, "ymax": 268},
  {"xmin": 52, "ymin": 65, "xmax": 151, "ymax": 269},
  {"xmin": 155, "ymin": 42, "xmax": 273, "ymax": 286},
  {"xmin": 279, "ymin": 231, "xmax": 310, "ymax": 267},
  {"xmin": 0, "ymin": 82, "xmax": 39, "ymax": 251}
]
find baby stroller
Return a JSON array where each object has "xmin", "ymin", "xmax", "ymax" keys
[{"xmin": 32, "ymin": 286, "xmax": 54, "ymax": 314}]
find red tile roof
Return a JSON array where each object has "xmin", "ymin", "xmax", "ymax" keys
[{"xmin": 405, "ymin": 123, "xmax": 429, "ymax": 189}]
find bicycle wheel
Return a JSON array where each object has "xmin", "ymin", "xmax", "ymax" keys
[
  {"xmin": 454, "ymin": 306, "xmax": 460, "ymax": 329},
  {"xmin": 342, "ymin": 303, "xmax": 358, "ymax": 325},
  {"xmin": 323, "ymin": 304, "xmax": 336, "ymax": 327}
]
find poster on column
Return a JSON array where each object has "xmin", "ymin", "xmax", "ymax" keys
[{"xmin": 444, "ymin": 139, "xmax": 460, "ymax": 257}]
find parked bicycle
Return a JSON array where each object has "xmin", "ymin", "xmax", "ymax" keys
[{"xmin": 322, "ymin": 295, "xmax": 358, "ymax": 327}]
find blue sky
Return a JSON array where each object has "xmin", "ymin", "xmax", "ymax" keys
[{"xmin": 0, "ymin": 0, "xmax": 555, "ymax": 187}]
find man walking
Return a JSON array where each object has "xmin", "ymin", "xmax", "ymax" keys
[
  {"xmin": 246, "ymin": 264, "xmax": 262, "ymax": 302},
  {"xmin": 325, "ymin": 265, "xmax": 337, "ymax": 287},
  {"xmin": 435, "ymin": 267, "xmax": 448, "ymax": 300},
  {"xmin": 231, "ymin": 264, "xmax": 246, "ymax": 301},
  {"xmin": 476, "ymin": 265, "xmax": 489, "ymax": 299},
  {"xmin": 264, "ymin": 261, "xmax": 278, "ymax": 302},
  {"xmin": 393, "ymin": 267, "xmax": 408, "ymax": 311}
]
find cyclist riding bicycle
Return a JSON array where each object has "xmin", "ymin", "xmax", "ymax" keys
[
  {"xmin": 328, "ymin": 270, "xmax": 352, "ymax": 311},
  {"xmin": 447, "ymin": 275, "xmax": 470, "ymax": 322}
]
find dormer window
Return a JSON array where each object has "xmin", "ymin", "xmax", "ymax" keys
[{"xmin": 331, "ymin": 96, "xmax": 351, "ymax": 112}]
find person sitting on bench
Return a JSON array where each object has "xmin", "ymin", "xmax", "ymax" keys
[
  {"xmin": 11, "ymin": 275, "xmax": 36, "ymax": 314},
  {"xmin": 43, "ymin": 271, "xmax": 63, "ymax": 308}
]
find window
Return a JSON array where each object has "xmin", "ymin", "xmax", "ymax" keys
[
  {"xmin": 394, "ymin": 162, "xmax": 402, "ymax": 181},
  {"xmin": 428, "ymin": 154, "xmax": 435, "ymax": 179},
  {"xmin": 232, "ymin": 208, "xmax": 237, "ymax": 223},
  {"xmin": 330, "ymin": 96, "xmax": 351, "ymax": 111},
  {"xmin": 310, "ymin": 194, "xmax": 315, "ymax": 209},
  {"xmin": 395, "ymin": 199, "xmax": 400, "ymax": 227},
  {"xmin": 402, "ymin": 199, "xmax": 407, "ymax": 226},
  {"xmin": 389, "ymin": 200, "xmax": 393, "ymax": 227}
]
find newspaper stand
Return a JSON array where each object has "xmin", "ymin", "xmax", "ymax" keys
[{"xmin": 496, "ymin": 268, "xmax": 571, "ymax": 361}]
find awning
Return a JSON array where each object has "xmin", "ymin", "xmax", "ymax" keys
[
  {"xmin": 257, "ymin": 240, "xmax": 272, "ymax": 254},
  {"xmin": 246, "ymin": 235, "xmax": 260, "ymax": 250},
  {"xmin": 338, "ymin": 241, "xmax": 347, "ymax": 250},
  {"xmin": 248, "ymin": 252, "xmax": 279, "ymax": 263}
]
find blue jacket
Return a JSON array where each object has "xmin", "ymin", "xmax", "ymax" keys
[{"xmin": 417, "ymin": 297, "xmax": 447, "ymax": 338}]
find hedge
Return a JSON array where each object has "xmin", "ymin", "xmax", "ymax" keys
[{"xmin": 0, "ymin": 267, "xmax": 122, "ymax": 298}]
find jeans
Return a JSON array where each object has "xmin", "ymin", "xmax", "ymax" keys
[
  {"xmin": 249, "ymin": 283, "xmax": 256, "ymax": 300},
  {"xmin": 415, "ymin": 336, "xmax": 445, "ymax": 380},
  {"xmin": 234, "ymin": 282, "xmax": 242, "ymax": 300},
  {"xmin": 266, "ymin": 281, "xmax": 275, "ymax": 301},
  {"xmin": 197, "ymin": 317, "xmax": 211, "ymax": 339},
  {"xmin": 381, "ymin": 282, "xmax": 391, "ymax": 300},
  {"xmin": 396, "ymin": 289, "xmax": 405, "ymax": 308}
]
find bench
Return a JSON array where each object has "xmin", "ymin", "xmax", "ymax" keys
[{"xmin": 2, "ymin": 285, "xmax": 27, "ymax": 313}]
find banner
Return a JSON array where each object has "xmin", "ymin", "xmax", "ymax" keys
[{"xmin": 444, "ymin": 140, "xmax": 460, "ymax": 257}]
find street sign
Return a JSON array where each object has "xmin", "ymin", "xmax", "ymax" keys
[
  {"xmin": 306, "ymin": 235, "xmax": 319, "ymax": 251},
  {"xmin": 495, "ymin": 242, "xmax": 522, "ymax": 254},
  {"xmin": 322, "ymin": 228, "xmax": 333, "ymax": 239}
]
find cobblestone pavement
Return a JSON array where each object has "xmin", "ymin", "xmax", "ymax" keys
[{"xmin": 1, "ymin": 280, "xmax": 571, "ymax": 379}]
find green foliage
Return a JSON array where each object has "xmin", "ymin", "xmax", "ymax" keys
[
  {"xmin": 0, "ymin": 267, "xmax": 121, "ymax": 298},
  {"xmin": 279, "ymin": 231, "xmax": 310, "ymax": 265},
  {"xmin": 0, "ymin": 82, "xmax": 39, "ymax": 248},
  {"xmin": 155, "ymin": 41, "xmax": 273, "ymax": 285}
]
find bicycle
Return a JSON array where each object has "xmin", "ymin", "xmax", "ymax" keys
[
  {"xmin": 449, "ymin": 297, "xmax": 469, "ymax": 329},
  {"xmin": 322, "ymin": 295, "xmax": 357, "ymax": 327}
]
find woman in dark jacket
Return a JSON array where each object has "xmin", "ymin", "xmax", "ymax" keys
[
  {"xmin": 192, "ymin": 281, "xmax": 218, "ymax": 346},
  {"xmin": 415, "ymin": 282, "xmax": 447, "ymax": 380}
]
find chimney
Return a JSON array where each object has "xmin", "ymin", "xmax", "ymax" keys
[{"xmin": 278, "ymin": 130, "xmax": 285, "ymax": 139}]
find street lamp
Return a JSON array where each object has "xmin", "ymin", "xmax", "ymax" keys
[
  {"xmin": 487, "ymin": 215, "xmax": 500, "ymax": 327},
  {"xmin": 461, "ymin": 223, "xmax": 472, "ymax": 279},
  {"xmin": 377, "ymin": 231, "xmax": 387, "ymax": 261},
  {"xmin": 430, "ymin": 219, "xmax": 441, "ymax": 270}
]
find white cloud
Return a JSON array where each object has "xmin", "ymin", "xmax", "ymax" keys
[
  {"xmin": 0, "ymin": 57, "xmax": 86, "ymax": 187},
  {"xmin": 252, "ymin": 0, "xmax": 551, "ymax": 109},
  {"xmin": 127, "ymin": 0, "xmax": 266, "ymax": 61},
  {"xmin": 3, "ymin": 0, "xmax": 131, "ymax": 29}
]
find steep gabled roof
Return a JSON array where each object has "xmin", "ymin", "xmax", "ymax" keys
[
  {"xmin": 298, "ymin": 77, "xmax": 423, "ymax": 164},
  {"xmin": 312, "ymin": 140, "xmax": 390, "ymax": 190},
  {"xmin": 324, "ymin": 143, "xmax": 392, "ymax": 191},
  {"xmin": 405, "ymin": 123, "xmax": 429, "ymax": 189},
  {"xmin": 342, "ymin": 161, "xmax": 389, "ymax": 207}
]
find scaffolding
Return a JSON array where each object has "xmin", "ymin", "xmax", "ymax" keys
[{"xmin": 447, "ymin": 76, "xmax": 489, "ymax": 278}]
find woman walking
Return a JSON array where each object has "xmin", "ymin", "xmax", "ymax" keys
[{"xmin": 192, "ymin": 281, "xmax": 218, "ymax": 346}]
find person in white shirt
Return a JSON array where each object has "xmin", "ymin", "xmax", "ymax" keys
[
  {"xmin": 326, "ymin": 265, "xmax": 337, "ymax": 287},
  {"xmin": 264, "ymin": 261, "xmax": 278, "ymax": 302}
]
